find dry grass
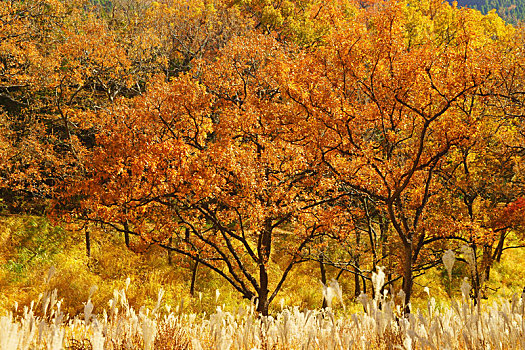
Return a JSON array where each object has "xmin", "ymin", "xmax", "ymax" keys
[{"xmin": 1, "ymin": 270, "xmax": 525, "ymax": 349}]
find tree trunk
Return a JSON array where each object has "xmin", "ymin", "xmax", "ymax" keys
[
  {"xmin": 320, "ymin": 255, "xmax": 328, "ymax": 308},
  {"xmin": 364, "ymin": 202, "xmax": 377, "ymax": 273},
  {"xmin": 190, "ymin": 260, "xmax": 199, "ymax": 296},
  {"xmin": 257, "ymin": 218, "xmax": 272, "ymax": 316},
  {"xmin": 123, "ymin": 221, "xmax": 130, "ymax": 248},
  {"xmin": 402, "ymin": 242, "xmax": 413, "ymax": 314},
  {"xmin": 354, "ymin": 259, "xmax": 361, "ymax": 299},
  {"xmin": 482, "ymin": 244, "xmax": 492, "ymax": 283},
  {"xmin": 85, "ymin": 228, "xmax": 91, "ymax": 257},
  {"xmin": 469, "ymin": 244, "xmax": 482, "ymax": 304},
  {"xmin": 258, "ymin": 268, "xmax": 269, "ymax": 315},
  {"xmin": 494, "ymin": 230, "xmax": 506, "ymax": 263}
]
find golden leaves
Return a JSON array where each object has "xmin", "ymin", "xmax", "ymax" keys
[{"xmin": 5, "ymin": 0, "xmax": 521, "ymax": 305}]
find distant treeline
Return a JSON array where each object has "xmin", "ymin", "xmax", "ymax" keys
[{"xmin": 448, "ymin": 0, "xmax": 525, "ymax": 23}]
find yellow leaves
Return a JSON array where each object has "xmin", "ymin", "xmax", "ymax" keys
[
  {"xmin": 13, "ymin": 0, "xmax": 520, "ymax": 310},
  {"xmin": 261, "ymin": 5, "xmax": 284, "ymax": 28}
]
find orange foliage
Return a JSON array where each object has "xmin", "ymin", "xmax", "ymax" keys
[{"xmin": 2, "ymin": 0, "xmax": 524, "ymax": 311}]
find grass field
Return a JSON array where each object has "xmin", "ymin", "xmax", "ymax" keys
[
  {"xmin": 2, "ymin": 217, "xmax": 525, "ymax": 349},
  {"xmin": 1, "ymin": 268, "xmax": 525, "ymax": 349}
]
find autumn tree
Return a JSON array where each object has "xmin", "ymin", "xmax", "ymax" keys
[
  {"xmin": 230, "ymin": 0, "xmax": 335, "ymax": 45},
  {"xmin": 441, "ymin": 22, "xmax": 525, "ymax": 299},
  {"xmin": 279, "ymin": 0, "xmax": 514, "ymax": 309},
  {"xmin": 430, "ymin": 109, "xmax": 525, "ymax": 300},
  {"xmin": 63, "ymin": 33, "xmax": 347, "ymax": 315},
  {"xmin": 0, "ymin": 0, "xmax": 76, "ymax": 213},
  {"xmin": 6, "ymin": 0, "xmax": 525, "ymax": 314},
  {"xmin": 139, "ymin": 0, "xmax": 250, "ymax": 78},
  {"xmin": 1, "ymin": 0, "xmax": 241, "ymax": 212}
]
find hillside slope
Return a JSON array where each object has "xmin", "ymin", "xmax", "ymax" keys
[{"xmin": 448, "ymin": 0, "xmax": 525, "ymax": 23}]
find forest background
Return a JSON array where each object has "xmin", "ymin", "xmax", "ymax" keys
[{"xmin": 1, "ymin": 0, "xmax": 525, "ymax": 317}]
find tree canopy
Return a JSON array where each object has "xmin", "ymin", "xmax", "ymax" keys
[{"xmin": 1, "ymin": 0, "xmax": 524, "ymax": 315}]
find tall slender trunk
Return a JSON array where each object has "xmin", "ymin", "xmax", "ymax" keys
[
  {"xmin": 320, "ymin": 254, "xmax": 328, "ymax": 308},
  {"xmin": 354, "ymin": 260, "xmax": 361, "ymax": 299},
  {"xmin": 364, "ymin": 202, "xmax": 377, "ymax": 273},
  {"xmin": 257, "ymin": 218, "xmax": 272, "ymax": 316},
  {"xmin": 482, "ymin": 244, "xmax": 492, "ymax": 282},
  {"xmin": 402, "ymin": 242, "xmax": 413, "ymax": 314},
  {"xmin": 354, "ymin": 227, "xmax": 362, "ymax": 299},
  {"xmin": 382, "ymin": 219, "xmax": 393, "ymax": 297},
  {"xmin": 123, "ymin": 221, "xmax": 130, "ymax": 248},
  {"xmin": 469, "ymin": 244, "xmax": 481, "ymax": 304},
  {"xmin": 85, "ymin": 228, "xmax": 91, "ymax": 257},
  {"xmin": 494, "ymin": 231, "xmax": 506, "ymax": 263},
  {"xmin": 190, "ymin": 260, "xmax": 199, "ymax": 296}
]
